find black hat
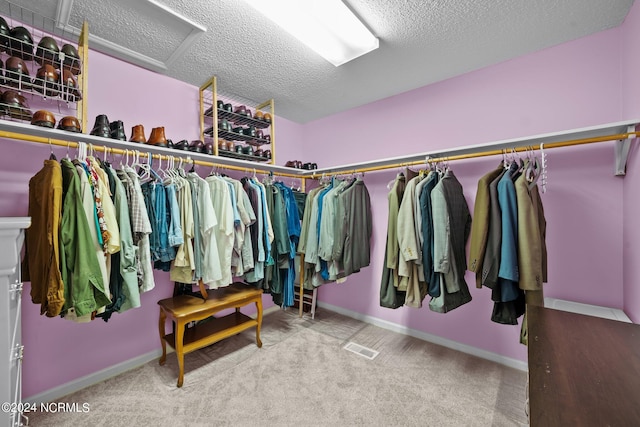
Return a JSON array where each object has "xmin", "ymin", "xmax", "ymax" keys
[
  {"xmin": 36, "ymin": 36, "xmax": 60, "ymax": 66},
  {"xmin": 8, "ymin": 26, "xmax": 34, "ymax": 60}
]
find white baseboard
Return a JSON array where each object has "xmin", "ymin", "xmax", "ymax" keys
[
  {"xmin": 25, "ymin": 304, "xmax": 281, "ymax": 403},
  {"xmin": 543, "ymin": 297, "xmax": 631, "ymax": 323},
  {"xmin": 317, "ymin": 301, "xmax": 529, "ymax": 372},
  {"xmin": 260, "ymin": 305, "xmax": 281, "ymax": 317}
]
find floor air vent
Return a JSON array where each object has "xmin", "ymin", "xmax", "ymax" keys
[{"xmin": 343, "ymin": 342, "xmax": 379, "ymax": 360}]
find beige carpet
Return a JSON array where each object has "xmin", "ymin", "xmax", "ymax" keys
[{"xmin": 25, "ymin": 309, "xmax": 528, "ymax": 426}]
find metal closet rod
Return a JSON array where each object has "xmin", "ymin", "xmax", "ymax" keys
[
  {"xmin": 308, "ymin": 130, "xmax": 640, "ymax": 177},
  {"xmin": 0, "ymin": 130, "xmax": 303, "ymax": 179}
]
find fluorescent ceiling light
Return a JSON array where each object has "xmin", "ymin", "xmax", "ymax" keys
[{"xmin": 244, "ymin": 0, "xmax": 379, "ymax": 66}]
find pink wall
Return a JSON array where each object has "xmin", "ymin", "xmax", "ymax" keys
[
  {"xmin": 305, "ymin": 26, "xmax": 626, "ymax": 362},
  {"xmin": 622, "ymin": 1, "xmax": 640, "ymax": 323},
  {"xmin": 0, "ymin": 49, "xmax": 303, "ymax": 398},
  {"xmin": 3, "ymin": 4, "xmax": 638, "ymax": 398},
  {"xmin": 302, "ymin": 28, "xmax": 622, "ymax": 166}
]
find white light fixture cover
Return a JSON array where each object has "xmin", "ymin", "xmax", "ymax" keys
[{"xmin": 244, "ymin": 0, "xmax": 379, "ymax": 66}]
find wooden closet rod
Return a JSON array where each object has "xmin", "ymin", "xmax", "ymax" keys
[
  {"xmin": 426, "ymin": 131, "xmax": 640, "ymax": 164},
  {"xmin": 3, "ymin": 125, "xmax": 638, "ymax": 179},
  {"xmin": 308, "ymin": 130, "xmax": 640, "ymax": 177},
  {"xmin": 0, "ymin": 129, "xmax": 303, "ymax": 179}
]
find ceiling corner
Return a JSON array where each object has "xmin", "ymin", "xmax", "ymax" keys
[{"xmin": 54, "ymin": 0, "xmax": 206, "ymax": 74}]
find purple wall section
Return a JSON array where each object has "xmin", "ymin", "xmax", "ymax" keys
[
  {"xmin": 305, "ymin": 26, "xmax": 627, "ymax": 362},
  {"xmin": 2, "ymin": 3, "xmax": 639, "ymax": 399},
  {"xmin": 622, "ymin": 1, "xmax": 640, "ymax": 323},
  {"xmin": 301, "ymin": 27, "xmax": 622, "ymax": 166},
  {"xmin": 0, "ymin": 50, "xmax": 305, "ymax": 398}
]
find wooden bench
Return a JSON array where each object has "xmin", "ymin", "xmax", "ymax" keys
[{"xmin": 158, "ymin": 283, "xmax": 263, "ymax": 387}]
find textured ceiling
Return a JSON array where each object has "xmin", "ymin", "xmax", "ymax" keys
[{"xmin": 9, "ymin": 0, "xmax": 637, "ymax": 123}]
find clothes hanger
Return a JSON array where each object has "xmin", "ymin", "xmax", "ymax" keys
[
  {"xmin": 103, "ymin": 147, "xmax": 113, "ymax": 166},
  {"xmin": 171, "ymin": 156, "xmax": 181, "ymax": 179},
  {"xmin": 134, "ymin": 151, "xmax": 153, "ymax": 182},
  {"xmin": 539, "ymin": 143, "xmax": 548, "ymax": 193},
  {"xmin": 87, "ymin": 143, "xmax": 100, "ymax": 164},
  {"xmin": 119, "ymin": 149, "xmax": 129, "ymax": 169},
  {"xmin": 76, "ymin": 141, "xmax": 86, "ymax": 162},
  {"xmin": 48, "ymin": 138, "xmax": 56, "ymax": 160},
  {"xmin": 208, "ymin": 161, "xmax": 218, "ymax": 177},
  {"xmin": 161, "ymin": 156, "xmax": 176, "ymax": 185},
  {"xmin": 524, "ymin": 146, "xmax": 537, "ymax": 182},
  {"xmin": 386, "ymin": 167, "xmax": 403, "ymax": 190},
  {"xmin": 150, "ymin": 154, "xmax": 163, "ymax": 181}
]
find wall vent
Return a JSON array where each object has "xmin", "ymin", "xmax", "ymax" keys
[{"xmin": 343, "ymin": 342, "xmax": 379, "ymax": 360}]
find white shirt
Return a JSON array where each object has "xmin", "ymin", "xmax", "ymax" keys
[{"xmin": 206, "ymin": 175, "xmax": 234, "ymax": 288}]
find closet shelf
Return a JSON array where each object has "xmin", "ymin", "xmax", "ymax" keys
[
  {"xmin": 0, "ymin": 119, "xmax": 300, "ymax": 177},
  {"xmin": 218, "ymin": 149, "xmax": 271, "ymax": 162},
  {"xmin": 204, "ymin": 126, "xmax": 270, "ymax": 145},
  {"xmin": 205, "ymin": 107, "xmax": 271, "ymax": 129},
  {"xmin": 199, "ymin": 76, "xmax": 276, "ymax": 165},
  {"xmin": 302, "ymin": 119, "xmax": 640, "ymax": 177}
]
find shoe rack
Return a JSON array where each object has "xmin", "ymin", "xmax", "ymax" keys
[
  {"xmin": 0, "ymin": 1, "xmax": 89, "ymax": 134},
  {"xmin": 199, "ymin": 75, "xmax": 276, "ymax": 165}
]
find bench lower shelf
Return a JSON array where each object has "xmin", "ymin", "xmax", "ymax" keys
[
  {"xmin": 157, "ymin": 284, "xmax": 263, "ymax": 387},
  {"xmin": 162, "ymin": 312, "xmax": 258, "ymax": 355}
]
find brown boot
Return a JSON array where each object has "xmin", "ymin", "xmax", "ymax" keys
[
  {"xmin": 130, "ymin": 124, "xmax": 146, "ymax": 143},
  {"xmin": 147, "ymin": 126, "xmax": 167, "ymax": 147}
]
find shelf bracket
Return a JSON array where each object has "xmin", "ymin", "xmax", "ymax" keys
[{"xmin": 614, "ymin": 125, "xmax": 636, "ymax": 176}]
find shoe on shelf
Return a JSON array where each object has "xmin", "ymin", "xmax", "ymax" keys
[
  {"xmin": 8, "ymin": 26, "xmax": 33, "ymax": 60},
  {"xmin": 5, "ymin": 56, "xmax": 31, "ymax": 90},
  {"xmin": 35, "ymin": 36, "xmax": 59, "ymax": 67},
  {"xmin": 109, "ymin": 120, "xmax": 126, "ymax": 141},
  {"xmin": 61, "ymin": 43, "xmax": 81, "ymax": 75},
  {"xmin": 90, "ymin": 114, "xmax": 111, "ymax": 138},
  {"xmin": 60, "ymin": 69, "xmax": 82, "ymax": 102},
  {"xmin": 188, "ymin": 140, "xmax": 205, "ymax": 153},
  {"xmin": 147, "ymin": 127, "xmax": 167, "ymax": 147},
  {"xmin": 174, "ymin": 139, "xmax": 190, "ymax": 150},
  {"xmin": 33, "ymin": 64, "xmax": 59, "ymax": 97},
  {"xmin": 1, "ymin": 90, "xmax": 32, "ymax": 121},
  {"xmin": 0, "ymin": 17, "xmax": 9, "ymax": 53},
  {"xmin": 57, "ymin": 116, "xmax": 82, "ymax": 133},
  {"xmin": 31, "ymin": 110, "xmax": 56, "ymax": 128},
  {"xmin": 129, "ymin": 124, "xmax": 146, "ymax": 143}
]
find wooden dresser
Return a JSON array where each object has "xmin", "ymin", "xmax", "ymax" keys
[{"xmin": 527, "ymin": 305, "xmax": 640, "ymax": 425}]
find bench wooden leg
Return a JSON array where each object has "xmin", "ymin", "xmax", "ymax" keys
[
  {"xmin": 158, "ymin": 308, "xmax": 167, "ymax": 366},
  {"xmin": 255, "ymin": 297, "xmax": 263, "ymax": 348},
  {"xmin": 175, "ymin": 320, "xmax": 186, "ymax": 387}
]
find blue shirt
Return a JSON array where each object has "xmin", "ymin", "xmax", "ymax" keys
[{"xmin": 316, "ymin": 181, "xmax": 334, "ymax": 279}]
